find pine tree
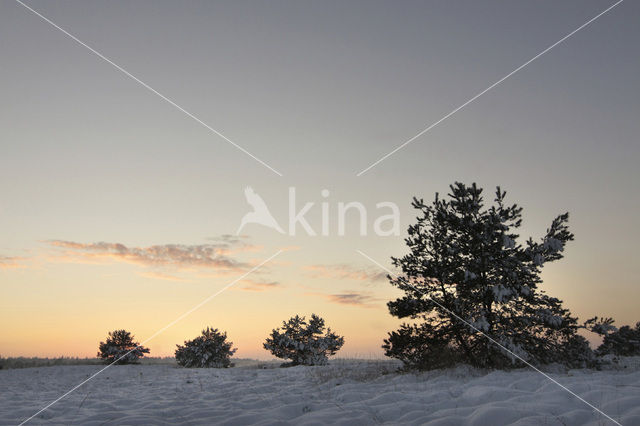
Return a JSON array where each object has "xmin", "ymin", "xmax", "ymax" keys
[
  {"xmin": 585, "ymin": 318, "xmax": 640, "ymax": 357},
  {"xmin": 175, "ymin": 327, "xmax": 237, "ymax": 368},
  {"xmin": 384, "ymin": 182, "xmax": 587, "ymax": 369},
  {"xmin": 97, "ymin": 329, "xmax": 149, "ymax": 364},
  {"xmin": 264, "ymin": 314, "xmax": 344, "ymax": 366}
]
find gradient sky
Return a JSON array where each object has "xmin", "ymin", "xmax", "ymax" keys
[{"xmin": 1, "ymin": 0, "xmax": 639, "ymax": 359}]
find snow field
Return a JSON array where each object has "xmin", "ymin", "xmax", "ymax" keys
[{"xmin": 2, "ymin": 360, "xmax": 639, "ymax": 425}]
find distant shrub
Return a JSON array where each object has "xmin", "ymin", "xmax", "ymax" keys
[
  {"xmin": 558, "ymin": 335, "xmax": 595, "ymax": 369},
  {"xmin": 264, "ymin": 314, "xmax": 344, "ymax": 366},
  {"xmin": 586, "ymin": 318, "xmax": 640, "ymax": 357},
  {"xmin": 97, "ymin": 329, "xmax": 149, "ymax": 364},
  {"xmin": 175, "ymin": 327, "xmax": 236, "ymax": 368}
]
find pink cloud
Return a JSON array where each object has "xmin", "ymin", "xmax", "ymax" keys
[
  {"xmin": 0, "ymin": 256, "xmax": 27, "ymax": 269},
  {"xmin": 46, "ymin": 238, "xmax": 255, "ymax": 273},
  {"xmin": 306, "ymin": 291, "xmax": 383, "ymax": 308},
  {"xmin": 237, "ymin": 279, "xmax": 281, "ymax": 292}
]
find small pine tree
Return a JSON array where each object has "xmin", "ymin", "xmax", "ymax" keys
[
  {"xmin": 264, "ymin": 314, "xmax": 344, "ymax": 366},
  {"xmin": 384, "ymin": 182, "xmax": 587, "ymax": 369},
  {"xmin": 585, "ymin": 318, "xmax": 640, "ymax": 357},
  {"xmin": 97, "ymin": 330, "xmax": 149, "ymax": 364},
  {"xmin": 175, "ymin": 327, "xmax": 237, "ymax": 368}
]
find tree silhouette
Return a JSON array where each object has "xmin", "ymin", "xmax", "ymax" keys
[
  {"xmin": 175, "ymin": 327, "xmax": 236, "ymax": 368},
  {"xmin": 384, "ymin": 183, "xmax": 590, "ymax": 369},
  {"xmin": 585, "ymin": 318, "xmax": 640, "ymax": 357},
  {"xmin": 264, "ymin": 314, "xmax": 344, "ymax": 366},
  {"xmin": 97, "ymin": 329, "xmax": 149, "ymax": 365}
]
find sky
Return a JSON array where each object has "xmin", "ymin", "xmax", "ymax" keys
[{"xmin": 1, "ymin": 0, "xmax": 639, "ymax": 359}]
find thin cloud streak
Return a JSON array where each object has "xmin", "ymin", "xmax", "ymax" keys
[
  {"xmin": 237, "ymin": 279, "xmax": 281, "ymax": 292},
  {"xmin": 304, "ymin": 263, "xmax": 388, "ymax": 282},
  {"xmin": 138, "ymin": 271, "xmax": 192, "ymax": 282},
  {"xmin": 0, "ymin": 256, "xmax": 27, "ymax": 269},
  {"xmin": 307, "ymin": 291, "xmax": 382, "ymax": 309},
  {"xmin": 46, "ymin": 239, "xmax": 256, "ymax": 272}
]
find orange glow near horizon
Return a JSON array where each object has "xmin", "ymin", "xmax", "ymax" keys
[{"xmin": 0, "ymin": 242, "xmax": 634, "ymax": 360}]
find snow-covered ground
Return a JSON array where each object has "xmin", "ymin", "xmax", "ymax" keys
[{"xmin": 2, "ymin": 360, "xmax": 639, "ymax": 425}]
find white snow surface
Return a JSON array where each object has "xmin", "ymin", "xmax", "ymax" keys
[{"xmin": 2, "ymin": 359, "xmax": 639, "ymax": 425}]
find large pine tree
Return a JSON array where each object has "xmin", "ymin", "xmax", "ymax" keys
[{"xmin": 384, "ymin": 182, "xmax": 590, "ymax": 369}]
